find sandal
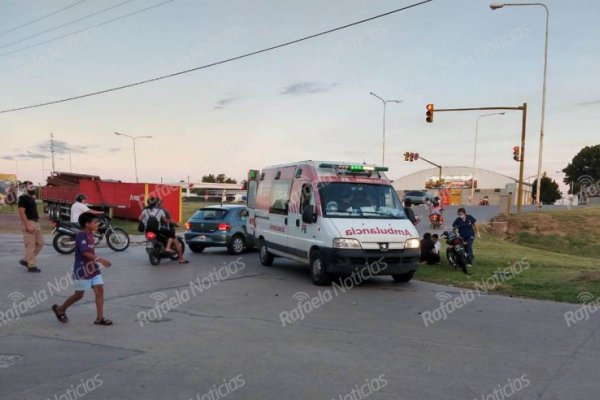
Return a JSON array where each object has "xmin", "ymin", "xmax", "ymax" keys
[
  {"xmin": 52, "ymin": 305, "xmax": 68, "ymax": 323},
  {"xmin": 94, "ymin": 317, "xmax": 113, "ymax": 326},
  {"xmin": 178, "ymin": 259, "xmax": 190, "ymax": 264}
]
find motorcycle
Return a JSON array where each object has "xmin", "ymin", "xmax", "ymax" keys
[
  {"xmin": 479, "ymin": 197, "xmax": 490, "ymax": 206},
  {"xmin": 52, "ymin": 215, "xmax": 130, "ymax": 254},
  {"xmin": 145, "ymin": 230, "xmax": 186, "ymax": 266},
  {"xmin": 441, "ymin": 230, "xmax": 470, "ymax": 274}
]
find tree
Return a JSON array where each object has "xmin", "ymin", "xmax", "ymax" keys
[
  {"xmin": 531, "ymin": 175, "xmax": 562, "ymax": 205},
  {"xmin": 202, "ymin": 174, "xmax": 237, "ymax": 184},
  {"xmin": 202, "ymin": 174, "xmax": 216, "ymax": 183},
  {"xmin": 563, "ymin": 145, "xmax": 600, "ymax": 194}
]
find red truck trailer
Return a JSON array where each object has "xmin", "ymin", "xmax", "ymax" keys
[{"xmin": 42, "ymin": 172, "xmax": 182, "ymax": 222}]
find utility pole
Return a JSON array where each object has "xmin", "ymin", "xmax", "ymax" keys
[{"xmin": 50, "ymin": 132, "xmax": 56, "ymax": 175}]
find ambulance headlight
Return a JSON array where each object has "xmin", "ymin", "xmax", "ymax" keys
[
  {"xmin": 333, "ymin": 238, "xmax": 362, "ymax": 249},
  {"xmin": 404, "ymin": 238, "xmax": 420, "ymax": 249}
]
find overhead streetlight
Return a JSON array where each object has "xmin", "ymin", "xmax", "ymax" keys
[
  {"xmin": 471, "ymin": 112, "xmax": 505, "ymax": 203},
  {"xmin": 370, "ymin": 92, "xmax": 403, "ymax": 166},
  {"xmin": 114, "ymin": 132, "xmax": 153, "ymax": 182},
  {"xmin": 490, "ymin": 2, "xmax": 550, "ymax": 210}
]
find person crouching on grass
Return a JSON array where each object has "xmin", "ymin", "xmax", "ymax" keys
[{"xmin": 52, "ymin": 212, "xmax": 113, "ymax": 326}]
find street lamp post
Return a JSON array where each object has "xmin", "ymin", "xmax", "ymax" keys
[
  {"xmin": 114, "ymin": 132, "xmax": 153, "ymax": 183},
  {"xmin": 471, "ymin": 112, "xmax": 505, "ymax": 203},
  {"xmin": 490, "ymin": 2, "xmax": 549, "ymax": 209},
  {"xmin": 369, "ymin": 92, "xmax": 403, "ymax": 166},
  {"xmin": 67, "ymin": 146, "xmax": 87, "ymax": 172}
]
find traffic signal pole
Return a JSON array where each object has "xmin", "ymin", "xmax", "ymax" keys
[
  {"xmin": 418, "ymin": 156, "xmax": 443, "ymax": 188},
  {"xmin": 426, "ymin": 103, "xmax": 528, "ymax": 213}
]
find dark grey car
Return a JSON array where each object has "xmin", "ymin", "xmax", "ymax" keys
[
  {"xmin": 184, "ymin": 205, "xmax": 254, "ymax": 255},
  {"xmin": 402, "ymin": 190, "xmax": 431, "ymax": 205}
]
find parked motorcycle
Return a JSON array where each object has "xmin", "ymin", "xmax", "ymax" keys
[
  {"xmin": 52, "ymin": 215, "xmax": 130, "ymax": 254},
  {"xmin": 441, "ymin": 230, "xmax": 470, "ymax": 274},
  {"xmin": 145, "ymin": 230, "xmax": 186, "ymax": 266}
]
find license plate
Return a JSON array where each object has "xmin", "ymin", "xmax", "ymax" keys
[
  {"xmin": 454, "ymin": 245, "xmax": 463, "ymax": 251},
  {"xmin": 146, "ymin": 242, "xmax": 154, "ymax": 249}
]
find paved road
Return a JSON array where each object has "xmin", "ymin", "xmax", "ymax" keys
[{"xmin": 0, "ymin": 234, "xmax": 598, "ymax": 400}]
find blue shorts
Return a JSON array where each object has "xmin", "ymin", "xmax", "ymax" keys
[{"xmin": 73, "ymin": 275, "xmax": 104, "ymax": 291}]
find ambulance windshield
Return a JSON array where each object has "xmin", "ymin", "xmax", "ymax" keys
[{"xmin": 319, "ymin": 183, "xmax": 408, "ymax": 219}]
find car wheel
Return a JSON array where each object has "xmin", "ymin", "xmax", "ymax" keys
[
  {"xmin": 309, "ymin": 250, "xmax": 332, "ymax": 286},
  {"xmin": 392, "ymin": 271, "xmax": 415, "ymax": 283},
  {"xmin": 227, "ymin": 235, "xmax": 245, "ymax": 255},
  {"xmin": 259, "ymin": 239, "xmax": 274, "ymax": 266}
]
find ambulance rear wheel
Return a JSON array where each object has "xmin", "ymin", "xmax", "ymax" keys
[
  {"xmin": 259, "ymin": 239, "xmax": 274, "ymax": 266},
  {"xmin": 310, "ymin": 250, "xmax": 332, "ymax": 286}
]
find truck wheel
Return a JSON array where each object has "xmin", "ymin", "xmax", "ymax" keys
[
  {"xmin": 53, "ymin": 234, "xmax": 76, "ymax": 255},
  {"xmin": 392, "ymin": 271, "xmax": 415, "ymax": 283},
  {"xmin": 106, "ymin": 228, "xmax": 130, "ymax": 252},
  {"xmin": 310, "ymin": 250, "xmax": 332, "ymax": 286},
  {"xmin": 259, "ymin": 239, "xmax": 274, "ymax": 266},
  {"xmin": 227, "ymin": 235, "xmax": 245, "ymax": 255},
  {"xmin": 189, "ymin": 244, "xmax": 205, "ymax": 253}
]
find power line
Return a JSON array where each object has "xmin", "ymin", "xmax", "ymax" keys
[
  {"xmin": 0, "ymin": 0, "xmax": 136, "ymax": 50},
  {"xmin": 0, "ymin": 0, "xmax": 434, "ymax": 115},
  {"xmin": 0, "ymin": 0, "xmax": 177, "ymax": 57},
  {"xmin": 0, "ymin": 0, "xmax": 90, "ymax": 37}
]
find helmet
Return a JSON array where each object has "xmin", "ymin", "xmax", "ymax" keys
[
  {"xmin": 76, "ymin": 194, "xmax": 87, "ymax": 202},
  {"xmin": 147, "ymin": 197, "xmax": 158, "ymax": 207}
]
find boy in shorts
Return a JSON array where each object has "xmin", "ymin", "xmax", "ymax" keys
[{"xmin": 52, "ymin": 212, "xmax": 113, "ymax": 325}]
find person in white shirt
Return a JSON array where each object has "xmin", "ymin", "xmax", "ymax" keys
[{"xmin": 70, "ymin": 194, "xmax": 103, "ymax": 224}]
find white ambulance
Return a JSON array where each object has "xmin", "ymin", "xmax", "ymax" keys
[{"xmin": 246, "ymin": 161, "xmax": 420, "ymax": 285}]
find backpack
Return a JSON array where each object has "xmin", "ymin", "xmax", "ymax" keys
[{"xmin": 145, "ymin": 209, "xmax": 160, "ymax": 233}]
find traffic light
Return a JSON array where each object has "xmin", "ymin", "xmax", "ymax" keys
[
  {"xmin": 426, "ymin": 104, "xmax": 434, "ymax": 123},
  {"xmin": 404, "ymin": 152, "xmax": 419, "ymax": 162},
  {"xmin": 513, "ymin": 146, "xmax": 520, "ymax": 162}
]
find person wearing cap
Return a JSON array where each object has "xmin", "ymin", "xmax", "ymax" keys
[
  {"xmin": 17, "ymin": 181, "xmax": 43, "ymax": 272},
  {"xmin": 70, "ymin": 194, "xmax": 103, "ymax": 225}
]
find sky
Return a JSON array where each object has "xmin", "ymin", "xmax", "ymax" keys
[{"xmin": 0, "ymin": 0, "xmax": 598, "ymax": 193}]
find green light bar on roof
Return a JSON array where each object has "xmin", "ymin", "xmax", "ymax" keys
[{"xmin": 318, "ymin": 163, "xmax": 388, "ymax": 172}]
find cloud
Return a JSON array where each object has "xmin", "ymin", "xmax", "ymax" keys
[
  {"xmin": 281, "ymin": 81, "xmax": 339, "ymax": 96},
  {"xmin": 31, "ymin": 139, "xmax": 91, "ymax": 155},
  {"xmin": 575, "ymin": 99, "xmax": 600, "ymax": 106},
  {"xmin": 214, "ymin": 97, "xmax": 239, "ymax": 109}
]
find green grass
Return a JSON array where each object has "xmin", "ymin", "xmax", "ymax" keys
[{"xmin": 416, "ymin": 207, "xmax": 600, "ymax": 304}]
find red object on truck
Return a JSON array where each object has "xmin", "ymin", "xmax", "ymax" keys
[{"xmin": 42, "ymin": 172, "xmax": 182, "ymax": 222}]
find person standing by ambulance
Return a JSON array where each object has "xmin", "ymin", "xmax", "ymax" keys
[{"xmin": 18, "ymin": 181, "xmax": 43, "ymax": 272}]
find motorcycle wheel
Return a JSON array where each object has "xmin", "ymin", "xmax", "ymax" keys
[
  {"xmin": 106, "ymin": 228, "xmax": 130, "ymax": 252},
  {"xmin": 456, "ymin": 252, "xmax": 469, "ymax": 274},
  {"xmin": 446, "ymin": 248, "xmax": 457, "ymax": 268},
  {"xmin": 149, "ymin": 251, "xmax": 161, "ymax": 266},
  {"xmin": 53, "ymin": 233, "xmax": 76, "ymax": 255}
]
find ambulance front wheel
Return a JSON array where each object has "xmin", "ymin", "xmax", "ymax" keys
[
  {"xmin": 259, "ymin": 239, "xmax": 274, "ymax": 266},
  {"xmin": 392, "ymin": 271, "xmax": 415, "ymax": 283},
  {"xmin": 310, "ymin": 250, "xmax": 333, "ymax": 286}
]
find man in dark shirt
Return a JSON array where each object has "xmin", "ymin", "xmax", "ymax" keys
[{"xmin": 17, "ymin": 181, "xmax": 43, "ymax": 272}]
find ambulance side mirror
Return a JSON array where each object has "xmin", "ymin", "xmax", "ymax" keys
[{"xmin": 302, "ymin": 205, "xmax": 316, "ymax": 224}]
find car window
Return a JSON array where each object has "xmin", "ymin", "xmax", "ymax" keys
[{"xmin": 192, "ymin": 209, "xmax": 228, "ymax": 220}]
